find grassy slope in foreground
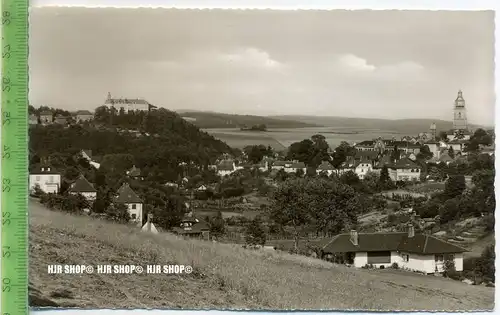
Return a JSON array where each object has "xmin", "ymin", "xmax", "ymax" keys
[{"xmin": 30, "ymin": 201, "xmax": 494, "ymax": 310}]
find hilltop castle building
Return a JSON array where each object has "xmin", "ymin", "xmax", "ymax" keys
[{"xmin": 104, "ymin": 92, "xmax": 157, "ymax": 113}]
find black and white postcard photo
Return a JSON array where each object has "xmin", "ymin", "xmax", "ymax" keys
[{"xmin": 28, "ymin": 7, "xmax": 495, "ymax": 311}]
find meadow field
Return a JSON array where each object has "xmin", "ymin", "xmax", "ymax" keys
[
  {"xmin": 204, "ymin": 127, "xmax": 413, "ymax": 150},
  {"xmin": 30, "ymin": 200, "xmax": 494, "ymax": 310}
]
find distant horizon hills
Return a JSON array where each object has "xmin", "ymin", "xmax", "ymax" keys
[{"xmin": 177, "ymin": 110, "xmax": 491, "ymax": 135}]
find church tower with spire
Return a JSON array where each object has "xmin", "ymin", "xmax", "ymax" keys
[{"xmin": 453, "ymin": 90, "xmax": 468, "ymax": 130}]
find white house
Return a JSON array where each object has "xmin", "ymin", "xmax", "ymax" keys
[
  {"xmin": 354, "ymin": 160, "xmax": 373, "ymax": 180},
  {"xmin": 316, "ymin": 161, "xmax": 335, "ymax": 176},
  {"xmin": 29, "ymin": 165, "xmax": 61, "ymax": 194},
  {"xmin": 271, "ymin": 160, "xmax": 290, "ymax": 170},
  {"xmin": 322, "ymin": 225, "xmax": 467, "ymax": 274},
  {"xmin": 216, "ymin": 160, "xmax": 237, "ymax": 177},
  {"xmin": 388, "ymin": 158, "xmax": 422, "ymax": 182},
  {"xmin": 284, "ymin": 161, "xmax": 306, "ymax": 174},
  {"xmin": 68, "ymin": 175, "xmax": 97, "ymax": 202},
  {"xmin": 115, "ymin": 183, "xmax": 143, "ymax": 226}
]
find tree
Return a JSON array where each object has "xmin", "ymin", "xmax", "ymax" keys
[
  {"xmin": 438, "ymin": 131, "xmax": 449, "ymax": 142},
  {"xmin": 477, "ymin": 244, "xmax": 495, "ymax": 283},
  {"xmin": 270, "ymin": 177, "xmax": 359, "ymax": 252},
  {"xmin": 443, "ymin": 175, "xmax": 466, "ymax": 199},
  {"xmin": 448, "ymin": 146, "xmax": 455, "ymax": 159},
  {"xmin": 439, "ymin": 198, "xmax": 460, "ymax": 224},
  {"xmin": 244, "ymin": 145, "xmax": 271, "ymax": 164},
  {"xmin": 339, "ymin": 170, "xmax": 360, "ymax": 187},
  {"xmin": 378, "ymin": 165, "xmax": 392, "ymax": 189},
  {"xmin": 417, "ymin": 145, "xmax": 433, "ymax": 160},
  {"xmin": 209, "ymin": 211, "xmax": 225, "ymax": 239},
  {"xmin": 331, "ymin": 141, "xmax": 356, "ymax": 168},
  {"xmin": 363, "ymin": 171, "xmax": 380, "ymax": 192},
  {"xmin": 107, "ymin": 203, "xmax": 131, "ymax": 223},
  {"xmin": 245, "ymin": 216, "xmax": 267, "ymax": 247},
  {"xmin": 390, "ymin": 145, "xmax": 400, "ymax": 161}
]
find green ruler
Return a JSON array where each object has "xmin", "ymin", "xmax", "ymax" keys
[{"xmin": 1, "ymin": 0, "xmax": 29, "ymax": 314}]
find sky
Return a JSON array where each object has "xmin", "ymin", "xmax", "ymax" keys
[{"xmin": 29, "ymin": 8, "xmax": 495, "ymax": 125}]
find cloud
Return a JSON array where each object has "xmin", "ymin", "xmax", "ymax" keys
[
  {"xmin": 334, "ymin": 53, "xmax": 424, "ymax": 81},
  {"xmin": 218, "ymin": 48, "xmax": 283, "ymax": 69},
  {"xmin": 337, "ymin": 54, "xmax": 376, "ymax": 72}
]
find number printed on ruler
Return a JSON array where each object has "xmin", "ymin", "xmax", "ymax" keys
[{"xmin": 1, "ymin": 0, "xmax": 29, "ymax": 314}]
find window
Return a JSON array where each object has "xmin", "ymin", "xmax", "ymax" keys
[
  {"xmin": 402, "ymin": 254, "xmax": 409, "ymax": 262},
  {"xmin": 131, "ymin": 204, "xmax": 136, "ymax": 209},
  {"xmin": 367, "ymin": 251, "xmax": 391, "ymax": 264},
  {"xmin": 131, "ymin": 214, "xmax": 136, "ymax": 220},
  {"xmin": 435, "ymin": 254, "xmax": 444, "ymax": 262}
]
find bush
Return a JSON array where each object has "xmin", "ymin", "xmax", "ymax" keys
[{"xmin": 391, "ymin": 262, "xmax": 399, "ymax": 269}]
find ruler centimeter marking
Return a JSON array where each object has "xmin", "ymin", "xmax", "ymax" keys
[{"xmin": 1, "ymin": 0, "xmax": 29, "ymax": 314}]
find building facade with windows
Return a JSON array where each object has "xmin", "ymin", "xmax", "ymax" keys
[
  {"xmin": 29, "ymin": 165, "xmax": 61, "ymax": 194},
  {"xmin": 115, "ymin": 183, "xmax": 144, "ymax": 226}
]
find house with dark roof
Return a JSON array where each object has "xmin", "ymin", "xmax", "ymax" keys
[
  {"xmin": 388, "ymin": 157, "xmax": 422, "ymax": 182},
  {"xmin": 39, "ymin": 110, "xmax": 53, "ymax": 124},
  {"xmin": 353, "ymin": 158, "xmax": 373, "ymax": 180},
  {"xmin": 29, "ymin": 165, "xmax": 61, "ymax": 194},
  {"xmin": 271, "ymin": 160, "xmax": 292, "ymax": 171},
  {"xmin": 54, "ymin": 114, "xmax": 70, "ymax": 125},
  {"xmin": 284, "ymin": 161, "xmax": 306, "ymax": 174},
  {"xmin": 76, "ymin": 110, "xmax": 94, "ymax": 122},
  {"xmin": 115, "ymin": 183, "xmax": 144, "ymax": 226},
  {"xmin": 126, "ymin": 165, "xmax": 143, "ymax": 180},
  {"xmin": 68, "ymin": 175, "xmax": 98, "ymax": 201},
  {"xmin": 217, "ymin": 160, "xmax": 237, "ymax": 177},
  {"xmin": 316, "ymin": 161, "xmax": 335, "ymax": 176},
  {"xmin": 322, "ymin": 225, "xmax": 467, "ymax": 274},
  {"xmin": 172, "ymin": 212, "xmax": 210, "ymax": 240}
]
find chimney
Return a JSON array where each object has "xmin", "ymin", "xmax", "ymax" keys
[
  {"xmin": 408, "ymin": 224, "xmax": 415, "ymax": 238},
  {"xmin": 350, "ymin": 230, "xmax": 358, "ymax": 246}
]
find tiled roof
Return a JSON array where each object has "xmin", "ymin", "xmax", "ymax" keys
[
  {"xmin": 439, "ymin": 154, "xmax": 453, "ymax": 162},
  {"xmin": 30, "ymin": 165, "xmax": 60, "ymax": 175},
  {"xmin": 127, "ymin": 165, "xmax": 142, "ymax": 177},
  {"xmin": 40, "ymin": 111, "xmax": 52, "ymax": 116},
  {"xmin": 272, "ymin": 160, "xmax": 290, "ymax": 167},
  {"xmin": 398, "ymin": 234, "xmax": 468, "ymax": 254},
  {"xmin": 290, "ymin": 162, "xmax": 306, "ymax": 168},
  {"xmin": 322, "ymin": 232, "xmax": 467, "ymax": 254},
  {"xmin": 115, "ymin": 183, "xmax": 142, "ymax": 203},
  {"xmin": 355, "ymin": 150, "xmax": 379, "ymax": 159},
  {"xmin": 317, "ymin": 161, "xmax": 335, "ymax": 171},
  {"xmin": 81, "ymin": 149, "xmax": 92, "ymax": 158},
  {"xmin": 217, "ymin": 160, "xmax": 235, "ymax": 171},
  {"xmin": 69, "ymin": 175, "xmax": 97, "ymax": 193},
  {"xmin": 323, "ymin": 232, "xmax": 407, "ymax": 253},
  {"xmin": 356, "ymin": 141, "xmax": 375, "ymax": 147},
  {"xmin": 105, "ymin": 98, "xmax": 149, "ymax": 105},
  {"xmin": 391, "ymin": 157, "xmax": 421, "ymax": 170}
]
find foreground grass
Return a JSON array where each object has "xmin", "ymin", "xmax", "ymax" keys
[{"xmin": 30, "ymin": 201, "xmax": 494, "ymax": 310}]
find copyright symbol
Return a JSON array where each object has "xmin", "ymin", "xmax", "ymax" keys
[
  {"xmin": 85, "ymin": 265, "xmax": 94, "ymax": 274},
  {"xmin": 185, "ymin": 265, "xmax": 193, "ymax": 274},
  {"xmin": 135, "ymin": 266, "xmax": 143, "ymax": 274}
]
